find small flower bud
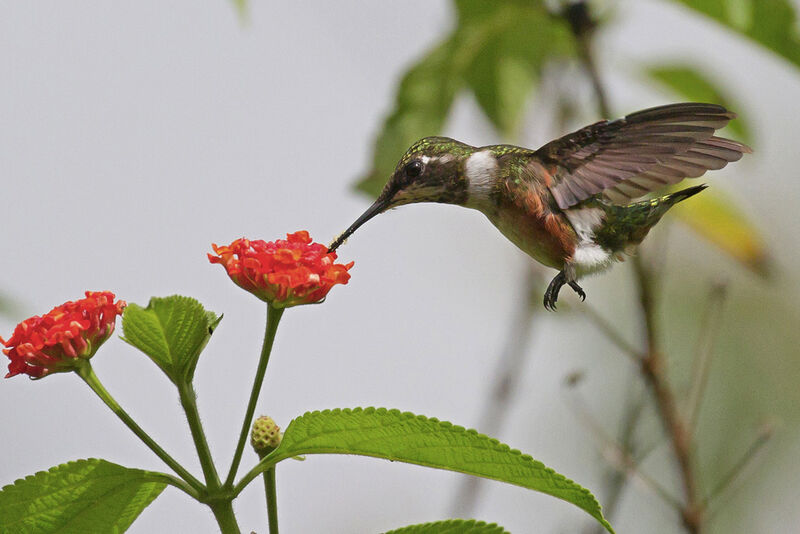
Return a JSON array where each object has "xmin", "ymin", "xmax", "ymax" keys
[{"xmin": 251, "ymin": 415, "xmax": 282, "ymax": 456}]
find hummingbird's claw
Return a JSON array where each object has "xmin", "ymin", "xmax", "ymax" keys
[
  {"xmin": 544, "ymin": 271, "xmax": 566, "ymax": 311},
  {"xmin": 569, "ymin": 281, "xmax": 586, "ymax": 302},
  {"xmin": 543, "ymin": 272, "xmax": 587, "ymax": 311}
]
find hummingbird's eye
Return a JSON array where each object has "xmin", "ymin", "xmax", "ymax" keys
[{"xmin": 405, "ymin": 160, "xmax": 423, "ymax": 179}]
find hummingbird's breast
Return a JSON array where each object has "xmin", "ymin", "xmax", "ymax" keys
[{"xmin": 480, "ymin": 181, "xmax": 578, "ymax": 270}]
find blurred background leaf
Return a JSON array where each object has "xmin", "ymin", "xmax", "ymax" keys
[
  {"xmin": 355, "ymin": 35, "xmax": 469, "ymax": 198},
  {"xmin": 669, "ymin": 0, "xmax": 800, "ymax": 69},
  {"xmin": 356, "ymin": 0, "xmax": 574, "ymax": 197},
  {"xmin": 645, "ymin": 64, "xmax": 751, "ymax": 143},
  {"xmin": 671, "ymin": 189, "xmax": 769, "ymax": 276},
  {"xmin": 230, "ymin": 0, "xmax": 247, "ymax": 21},
  {"xmin": 460, "ymin": 1, "xmax": 573, "ymax": 138}
]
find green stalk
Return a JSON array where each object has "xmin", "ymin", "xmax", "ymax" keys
[
  {"xmin": 233, "ymin": 455, "xmax": 272, "ymax": 496},
  {"xmin": 146, "ymin": 471, "xmax": 201, "ymax": 500},
  {"xmin": 178, "ymin": 380, "xmax": 222, "ymax": 489},
  {"xmin": 224, "ymin": 304, "xmax": 285, "ymax": 487},
  {"xmin": 75, "ymin": 362, "xmax": 204, "ymax": 493},
  {"xmin": 263, "ymin": 467, "xmax": 279, "ymax": 533},
  {"xmin": 209, "ymin": 501, "xmax": 242, "ymax": 534}
]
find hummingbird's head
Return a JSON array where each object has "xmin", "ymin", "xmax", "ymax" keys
[{"xmin": 329, "ymin": 137, "xmax": 474, "ymax": 252}]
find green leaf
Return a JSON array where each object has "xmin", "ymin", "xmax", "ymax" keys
[
  {"xmin": 644, "ymin": 64, "xmax": 751, "ymax": 143},
  {"xmin": 670, "ymin": 0, "xmax": 800, "ymax": 69},
  {"xmin": 383, "ymin": 518, "xmax": 509, "ymax": 534},
  {"xmin": 461, "ymin": 3, "xmax": 573, "ymax": 137},
  {"xmin": 356, "ymin": 1, "xmax": 574, "ymax": 197},
  {"xmin": 121, "ymin": 295, "xmax": 220, "ymax": 385},
  {"xmin": 355, "ymin": 35, "xmax": 470, "ymax": 197},
  {"xmin": 466, "ymin": 48, "xmax": 535, "ymax": 137},
  {"xmin": 0, "ymin": 458, "xmax": 166, "ymax": 534},
  {"xmin": 0, "ymin": 292, "xmax": 22, "ymax": 320},
  {"xmin": 267, "ymin": 407, "xmax": 614, "ymax": 533},
  {"xmin": 672, "ymin": 188, "xmax": 770, "ymax": 276},
  {"xmin": 231, "ymin": 0, "xmax": 247, "ymax": 21}
]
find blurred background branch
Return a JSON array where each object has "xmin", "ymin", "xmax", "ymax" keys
[{"xmin": 349, "ymin": 0, "xmax": 798, "ymax": 531}]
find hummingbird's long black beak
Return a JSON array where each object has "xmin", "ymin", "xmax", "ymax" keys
[{"xmin": 328, "ymin": 197, "xmax": 391, "ymax": 253}]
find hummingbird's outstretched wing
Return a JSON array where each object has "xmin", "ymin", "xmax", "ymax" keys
[{"xmin": 532, "ymin": 103, "xmax": 751, "ymax": 209}]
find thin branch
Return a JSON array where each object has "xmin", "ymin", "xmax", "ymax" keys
[
  {"xmin": 585, "ymin": 379, "xmax": 647, "ymax": 534},
  {"xmin": 705, "ymin": 422, "xmax": 774, "ymax": 514},
  {"xmin": 224, "ymin": 304, "xmax": 284, "ymax": 488},
  {"xmin": 686, "ymin": 281, "xmax": 729, "ymax": 435},
  {"xmin": 565, "ymin": 1, "xmax": 706, "ymax": 529},
  {"xmin": 178, "ymin": 381, "xmax": 222, "ymax": 489},
  {"xmin": 633, "ymin": 256, "xmax": 704, "ymax": 532},
  {"xmin": 563, "ymin": 2, "xmax": 610, "ymax": 118},
  {"xmin": 580, "ymin": 304, "xmax": 642, "ymax": 363},
  {"xmin": 75, "ymin": 362, "xmax": 205, "ymax": 493},
  {"xmin": 264, "ymin": 467, "xmax": 279, "ymax": 534},
  {"xmin": 565, "ymin": 386, "xmax": 682, "ymax": 510},
  {"xmin": 643, "ymin": 223, "xmax": 672, "ymax": 297}
]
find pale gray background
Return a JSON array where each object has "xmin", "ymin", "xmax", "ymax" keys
[{"xmin": 1, "ymin": 2, "xmax": 799, "ymax": 533}]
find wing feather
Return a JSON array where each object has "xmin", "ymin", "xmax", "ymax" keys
[{"xmin": 533, "ymin": 103, "xmax": 750, "ymax": 209}]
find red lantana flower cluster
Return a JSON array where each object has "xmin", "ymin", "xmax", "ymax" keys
[
  {"xmin": 209, "ymin": 231, "xmax": 353, "ymax": 308},
  {"xmin": 1, "ymin": 291, "xmax": 126, "ymax": 379}
]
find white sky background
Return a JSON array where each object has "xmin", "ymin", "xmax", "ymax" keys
[{"xmin": 1, "ymin": 1, "xmax": 799, "ymax": 533}]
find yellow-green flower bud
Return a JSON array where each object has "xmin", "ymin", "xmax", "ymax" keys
[{"xmin": 251, "ymin": 415, "xmax": 282, "ymax": 456}]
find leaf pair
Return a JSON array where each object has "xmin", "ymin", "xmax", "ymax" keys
[
  {"xmin": 0, "ymin": 406, "xmax": 615, "ymax": 533},
  {"xmin": 121, "ymin": 296, "xmax": 222, "ymax": 386}
]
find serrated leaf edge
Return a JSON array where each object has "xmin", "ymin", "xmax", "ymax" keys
[
  {"xmin": 270, "ymin": 407, "xmax": 612, "ymax": 532},
  {"xmin": 382, "ymin": 518, "xmax": 509, "ymax": 534},
  {"xmin": 0, "ymin": 458, "xmax": 167, "ymax": 492}
]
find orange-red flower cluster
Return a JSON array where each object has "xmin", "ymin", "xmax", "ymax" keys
[
  {"xmin": 209, "ymin": 231, "xmax": 353, "ymax": 308},
  {"xmin": 1, "ymin": 291, "xmax": 126, "ymax": 379}
]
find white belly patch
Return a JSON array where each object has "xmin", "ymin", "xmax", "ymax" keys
[{"xmin": 565, "ymin": 208, "xmax": 614, "ymax": 275}]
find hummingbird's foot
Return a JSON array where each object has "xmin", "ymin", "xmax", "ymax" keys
[
  {"xmin": 544, "ymin": 271, "xmax": 566, "ymax": 311},
  {"xmin": 568, "ymin": 281, "xmax": 586, "ymax": 301},
  {"xmin": 544, "ymin": 272, "xmax": 587, "ymax": 311}
]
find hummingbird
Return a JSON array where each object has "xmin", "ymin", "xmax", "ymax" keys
[{"xmin": 329, "ymin": 103, "xmax": 750, "ymax": 310}]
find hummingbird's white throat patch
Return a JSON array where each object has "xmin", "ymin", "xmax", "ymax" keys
[{"xmin": 465, "ymin": 150, "xmax": 498, "ymax": 208}]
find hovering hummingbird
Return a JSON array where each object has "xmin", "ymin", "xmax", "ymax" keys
[{"xmin": 330, "ymin": 103, "xmax": 750, "ymax": 310}]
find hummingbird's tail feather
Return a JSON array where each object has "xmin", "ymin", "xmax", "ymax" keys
[
  {"xmin": 664, "ymin": 183, "xmax": 708, "ymax": 205},
  {"xmin": 594, "ymin": 185, "xmax": 707, "ymax": 251}
]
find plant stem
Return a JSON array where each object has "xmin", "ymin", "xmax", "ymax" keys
[
  {"xmin": 705, "ymin": 422, "xmax": 773, "ymax": 510},
  {"xmin": 225, "ymin": 304, "xmax": 285, "ymax": 488},
  {"xmin": 686, "ymin": 282, "xmax": 728, "ymax": 436},
  {"xmin": 147, "ymin": 471, "xmax": 202, "ymax": 500},
  {"xmin": 567, "ymin": 387, "xmax": 682, "ymax": 510},
  {"xmin": 585, "ymin": 379, "xmax": 646, "ymax": 534},
  {"xmin": 263, "ymin": 466, "xmax": 279, "ymax": 533},
  {"xmin": 633, "ymin": 257, "xmax": 703, "ymax": 533},
  {"xmin": 178, "ymin": 380, "xmax": 221, "ymax": 489},
  {"xmin": 75, "ymin": 362, "xmax": 204, "ymax": 493},
  {"xmin": 563, "ymin": 1, "xmax": 610, "ymax": 118},
  {"xmin": 209, "ymin": 500, "xmax": 241, "ymax": 534},
  {"xmin": 566, "ymin": 2, "xmax": 705, "ymax": 530}
]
